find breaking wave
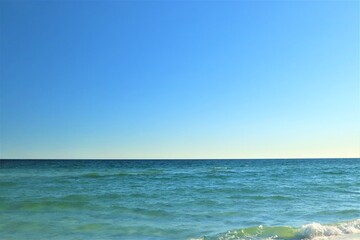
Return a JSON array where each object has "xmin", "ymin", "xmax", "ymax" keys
[{"xmin": 198, "ymin": 219, "xmax": 360, "ymax": 240}]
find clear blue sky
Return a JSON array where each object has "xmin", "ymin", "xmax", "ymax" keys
[{"xmin": 1, "ymin": 1, "xmax": 359, "ymax": 159}]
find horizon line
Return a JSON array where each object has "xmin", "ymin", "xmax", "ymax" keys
[{"xmin": 1, "ymin": 157, "xmax": 359, "ymax": 160}]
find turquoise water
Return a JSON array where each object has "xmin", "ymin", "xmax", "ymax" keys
[{"xmin": 0, "ymin": 159, "xmax": 359, "ymax": 240}]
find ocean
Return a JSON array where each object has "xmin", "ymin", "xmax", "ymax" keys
[{"xmin": 0, "ymin": 159, "xmax": 359, "ymax": 240}]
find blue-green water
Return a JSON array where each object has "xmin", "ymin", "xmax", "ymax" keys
[{"xmin": 0, "ymin": 159, "xmax": 359, "ymax": 240}]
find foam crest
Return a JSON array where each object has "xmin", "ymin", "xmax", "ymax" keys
[
  {"xmin": 201, "ymin": 219, "xmax": 360, "ymax": 240},
  {"xmin": 300, "ymin": 219, "xmax": 360, "ymax": 239}
]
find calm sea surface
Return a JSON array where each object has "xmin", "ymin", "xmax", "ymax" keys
[{"xmin": 0, "ymin": 159, "xmax": 359, "ymax": 240}]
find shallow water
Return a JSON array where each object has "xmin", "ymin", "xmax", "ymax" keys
[{"xmin": 0, "ymin": 159, "xmax": 359, "ymax": 239}]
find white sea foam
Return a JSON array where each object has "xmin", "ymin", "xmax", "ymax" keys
[
  {"xmin": 200, "ymin": 219, "xmax": 360, "ymax": 240},
  {"xmin": 300, "ymin": 219, "xmax": 360, "ymax": 239}
]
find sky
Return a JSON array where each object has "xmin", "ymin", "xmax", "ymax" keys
[{"xmin": 0, "ymin": 1, "xmax": 359, "ymax": 159}]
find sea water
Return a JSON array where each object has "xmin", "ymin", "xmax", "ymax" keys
[{"xmin": 0, "ymin": 159, "xmax": 359, "ymax": 240}]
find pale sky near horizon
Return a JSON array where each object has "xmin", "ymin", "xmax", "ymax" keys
[{"xmin": 0, "ymin": 1, "xmax": 359, "ymax": 159}]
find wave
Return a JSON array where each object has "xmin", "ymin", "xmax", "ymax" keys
[
  {"xmin": 81, "ymin": 172, "xmax": 101, "ymax": 178},
  {"xmin": 317, "ymin": 209, "xmax": 360, "ymax": 216},
  {"xmin": 0, "ymin": 181, "xmax": 18, "ymax": 187},
  {"xmin": 0, "ymin": 194, "xmax": 94, "ymax": 211},
  {"xmin": 208, "ymin": 167, "xmax": 237, "ymax": 175},
  {"xmin": 79, "ymin": 169, "xmax": 165, "ymax": 178},
  {"xmin": 321, "ymin": 171, "xmax": 345, "ymax": 175},
  {"xmin": 197, "ymin": 219, "xmax": 360, "ymax": 240}
]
